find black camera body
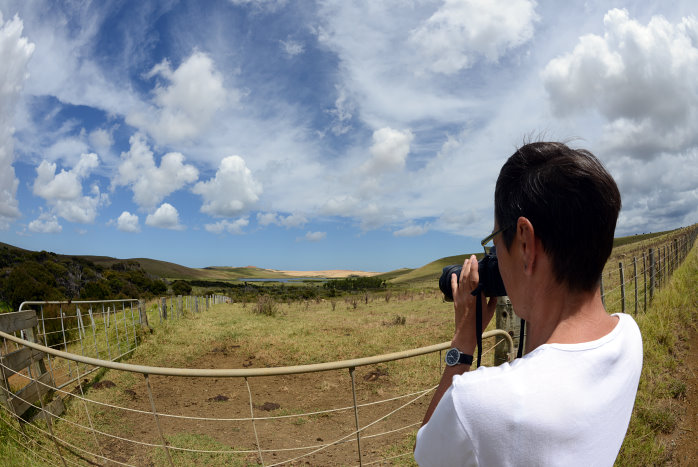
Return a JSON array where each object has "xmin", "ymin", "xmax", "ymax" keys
[{"xmin": 439, "ymin": 246, "xmax": 507, "ymax": 301}]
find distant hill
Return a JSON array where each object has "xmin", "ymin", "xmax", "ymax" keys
[
  {"xmin": 0, "ymin": 243, "xmax": 167, "ymax": 310},
  {"xmin": 387, "ymin": 253, "xmax": 483, "ymax": 286}
]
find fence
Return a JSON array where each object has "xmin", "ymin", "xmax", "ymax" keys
[
  {"xmin": 0, "ymin": 311, "xmax": 513, "ymax": 466},
  {"xmin": 1, "ymin": 225, "xmax": 695, "ymax": 466},
  {"xmin": 598, "ymin": 225, "xmax": 698, "ymax": 316}
]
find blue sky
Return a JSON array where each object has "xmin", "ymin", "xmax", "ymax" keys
[{"xmin": 0, "ymin": 0, "xmax": 696, "ymax": 272}]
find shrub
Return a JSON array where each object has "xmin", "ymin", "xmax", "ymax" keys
[{"xmin": 255, "ymin": 295, "xmax": 277, "ymax": 317}]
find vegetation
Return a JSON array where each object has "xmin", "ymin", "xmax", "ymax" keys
[
  {"xmin": 616, "ymin": 240, "xmax": 697, "ymax": 465},
  {"xmin": 0, "ymin": 245, "xmax": 167, "ymax": 311},
  {"xmin": 0, "ymin": 227, "xmax": 695, "ymax": 465}
]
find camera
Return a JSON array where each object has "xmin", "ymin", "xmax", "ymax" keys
[{"xmin": 439, "ymin": 246, "xmax": 507, "ymax": 301}]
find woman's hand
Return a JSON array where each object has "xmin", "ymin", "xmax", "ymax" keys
[{"xmin": 450, "ymin": 255, "xmax": 497, "ymax": 352}]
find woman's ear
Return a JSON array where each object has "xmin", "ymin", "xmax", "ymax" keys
[{"xmin": 517, "ymin": 217, "xmax": 536, "ymax": 275}]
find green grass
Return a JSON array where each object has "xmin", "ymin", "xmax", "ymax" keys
[
  {"xmin": 615, "ymin": 239, "xmax": 698, "ymax": 466},
  {"xmin": 1, "ymin": 225, "xmax": 695, "ymax": 465}
]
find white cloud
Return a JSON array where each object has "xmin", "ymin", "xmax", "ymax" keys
[
  {"xmin": 303, "ymin": 231, "xmax": 326, "ymax": 242},
  {"xmin": 145, "ymin": 203, "xmax": 184, "ymax": 230},
  {"xmin": 394, "ymin": 223, "xmax": 430, "ymax": 237},
  {"xmin": 609, "ymin": 150, "xmax": 698, "ymax": 235},
  {"xmin": 205, "ymin": 217, "xmax": 249, "ymax": 235},
  {"xmin": 256, "ymin": 212, "xmax": 307, "ymax": 228},
  {"xmin": 192, "ymin": 155, "xmax": 262, "ymax": 217},
  {"xmin": 127, "ymin": 52, "xmax": 231, "ymax": 144},
  {"xmin": 362, "ymin": 127, "xmax": 413, "ymax": 174},
  {"xmin": 88, "ymin": 127, "xmax": 114, "ymax": 153},
  {"xmin": 28, "ymin": 211, "xmax": 61, "ymax": 233},
  {"xmin": 326, "ymin": 86, "xmax": 354, "ymax": 136},
  {"xmin": 32, "ymin": 153, "xmax": 106, "ymax": 223},
  {"xmin": 542, "ymin": 9, "xmax": 698, "ymax": 158},
  {"xmin": 113, "ymin": 132, "xmax": 199, "ymax": 210},
  {"xmin": 409, "ymin": 0, "xmax": 538, "ymax": 74},
  {"xmin": 280, "ymin": 38, "xmax": 304, "ymax": 57},
  {"xmin": 0, "ymin": 12, "xmax": 34, "ymax": 228},
  {"xmin": 116, "ymin": 211, "xmax": 140, "ymax": 232}
]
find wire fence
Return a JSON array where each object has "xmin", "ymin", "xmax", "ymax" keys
[
  {"xmin": 0, "ymin": 309, "xmax": 513, "ymax": 466},
  {"xmin": 1, "ymin": 225, "xmax": 696, "ymax": 466},
  {"xmin": 598, "ymin": 226, "xmax": 698, "ymax": 316}
]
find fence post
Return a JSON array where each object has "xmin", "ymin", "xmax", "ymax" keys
[
  {"xmin": 349, "ymin": 367, "xmax": 363, "ymax": 466},
  {"xmin": 649, "ymin": 248, "xmax": 655, "ymax": 300},
  {"xmin": 642, "ymin": 252, "xmax": 647, "ymax": 312},
  {"xmin": 633, "ymin": 257, "xmax": 638, "ymax": 315},
  {"xmin": 619, "ymin": 262, "xmax": 626, "ymax": 314},
  {"xmin": 138, "ymin": 299, "xmax": 150, "ymax": 329},
  {"xmin": 495, "ymin": 296, "xmax": 521, "ymax": 365},
  {"xmin": 161, "ymin": 297, "xmax": 167, "ymax": 320}
]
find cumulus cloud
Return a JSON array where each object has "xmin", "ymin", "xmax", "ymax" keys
[
  {"xmin": 205, "ymin": 217, "xmax": 249, "ymax": 235},
  {"xmin": 145, "ymin": 203, "xmax": 184, "ymax": 230},
  {"xmin": 28, "ymin": 211, "xmax": 62, "ymax": 233},
  {"xmin": 116, "ymin": 211, "xmax": 140, "ymax": 232},
  {"xmin": 409, "ymin": 0, "xmax": 538, "ymax": 74},
  {"xmin": 302, "ymin": 231, "xmax": 326, "ymax": 242},
  {"xmin": 362, "ymin": 127, "xmax": 413, "ymax": 174},
  {"xmin": 0, "ymin": 12, "xmax": 34, "ymax": 228},
  {"xmin": 543, "ymin": 9, "xmax": 698, "ymax": 158},
  {"xmin": 192, "ymin": 155, "xmax": 262, "ymax": 217},
  {"xmin": 32, "ymin": 153, "xmax": 107, "ymax": 223},
  {"xmin": 394, "ymin": 223, "xmax": 430, "ymax": 237},
  {"xmin": 608, "ymin": 150, "xmax": 698, "ymax": 234},
  {"xmin": 256, "ymin": 212, "xmax": 307, "ymax": 228},
  {"xmin": 88, "ymin": 127, "xmax": 114, "ymax": 153},
  {"xmin": 127, "ymin": 52, "xmax": 230, "ymax": 144},
  {"xmin": 113, "ymin": 132, "xmax": 199, "ymax": 210}
]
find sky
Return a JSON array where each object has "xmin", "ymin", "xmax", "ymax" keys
[{"xmin": 0, "ymin": 0, "xmax": 696, "ymax": 272}]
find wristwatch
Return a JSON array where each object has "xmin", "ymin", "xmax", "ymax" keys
[{"xmin": 445, "ymin": 347, "xmax": 474, "ymax": 366}]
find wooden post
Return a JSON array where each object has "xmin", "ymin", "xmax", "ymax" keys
[
  {"xmin": 138, "ymin": 300, "xmax": 149, "ymax": 329},
  {"xmin": 633, "ymin": 257, "xmax": 638, "ymax": 315},
  {"xmin": 349, "ymin": 367, "xmax": 363, "ymax": 466},
  {"xmin": 619, "ymin": 262, "xmax": 625, "ymax": 314},
  {"xmin": 649, "ymin": 248, "xmax": 655, "ymax": 300},
  {"xmin": 195, "ymin": 297, "xmax": 199, "ymax": 313},
  {"xmin": 642, "ymin": 252, "xmax": 647, "ymax": 312},
  {"xmin": 495, "ymin": 296, "xmax": 521, "ymax": 365},
  {"xmin": 161, "ymin": 297, "xmax": 167, "ymax": 320}
]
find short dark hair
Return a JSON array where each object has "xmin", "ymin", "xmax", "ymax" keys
[{"xmin": 495, "ymin": 142, "xmax": 621, "ymax": 292}]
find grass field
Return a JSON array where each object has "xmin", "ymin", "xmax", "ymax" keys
[{"xmin": 1, "ymin": 226, "xmax": 696, "ymax": 465}]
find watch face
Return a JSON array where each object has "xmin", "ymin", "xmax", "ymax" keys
[{"xmin": 445, "ymin": 348, "xmax": 460, "ymax": 366}]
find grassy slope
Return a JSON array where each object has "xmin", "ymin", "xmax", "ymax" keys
[{"xmin": 616, "ymin": 241, "xmax": 698, "ymax": 465}]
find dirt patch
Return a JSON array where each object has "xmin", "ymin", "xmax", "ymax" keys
[
  {"xmin": 85, "ymin": 340, "xmax": 427, "ymax": 465},
  {"xmin": 92, "ymin": 380, "xmax": 116, "ymax": 389},
  {"xmin": 670, "ymin": 326, "xmax": 698, "ymax": 465}
]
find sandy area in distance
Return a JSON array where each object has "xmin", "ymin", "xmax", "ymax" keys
[{"xmin": 271, "ymin": 269, "xmax": 381, "ymax": 278}]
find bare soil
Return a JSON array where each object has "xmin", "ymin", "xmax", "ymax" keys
[
  {"xmin": 89, "ymin": 341, "xmax": 428, "ymax": 465},
  {"xmin": 669, "ymin": 326, "xmax": 698, "ymax": 466}
]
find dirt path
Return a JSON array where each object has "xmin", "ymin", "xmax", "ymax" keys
[{"xmin": 671, "ymin": 326, "xmax": 698, "ymax": 465}]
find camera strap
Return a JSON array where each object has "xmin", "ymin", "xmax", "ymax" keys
[
  {"xmin": 518, "ymin": 319, "xmax": 526, "ymax": 358},
  {"xmin": 470, "ymin": 284, "xmax": 484, "ymax": 368}
]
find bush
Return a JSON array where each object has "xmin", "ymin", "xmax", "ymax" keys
[{"xmin": 254, "ymin": 295, "xmax": 277, "ymax": 317}]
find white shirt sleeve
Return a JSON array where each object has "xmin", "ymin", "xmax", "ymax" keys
[{"xmin": 414, "ymin": 386, "xmax": 478, "ymax": 467}]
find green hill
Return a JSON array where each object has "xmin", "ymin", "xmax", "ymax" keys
[{"xmin": 388, "ymin": 253, "xmax": 484, "ymax": 286}]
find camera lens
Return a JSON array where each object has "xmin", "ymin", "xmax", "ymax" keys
[{"xmin": 438, "ymin": 252, "xmax": 507, "ymax": 301}]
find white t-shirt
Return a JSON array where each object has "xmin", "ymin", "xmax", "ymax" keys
[{"xmin": 415, "ymin": 313, "xmax": 643, "ymax": 467}]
